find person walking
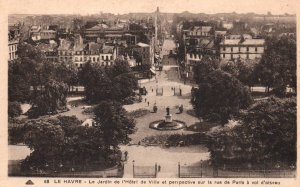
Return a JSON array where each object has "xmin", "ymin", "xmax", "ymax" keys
[{"xmin": 147, "ymin": 101, "xmax": 149, "ymax": 106}]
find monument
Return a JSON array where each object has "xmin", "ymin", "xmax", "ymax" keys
[
  {"xmin": 165, "ymin": 106, "xmax": 172, "ymax": 122},
  {"xmin": 149, "ymin": 107, "xmax": 186, "ymax": 130}
]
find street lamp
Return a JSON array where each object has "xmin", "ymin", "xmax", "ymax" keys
[
  {"xmin": 132, "ymin": 160, "xmax": 135, "ymax": 177},
  {"xmin": 200, "ymin": 159, "xmax": 203, "ymax": 177}
]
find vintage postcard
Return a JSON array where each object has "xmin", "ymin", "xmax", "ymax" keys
[{"xmin": 0, "ymin": 0, "xmax": 299, "ymax": 186}]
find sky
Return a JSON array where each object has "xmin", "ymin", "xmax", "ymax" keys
[{"xmin": 3, "ymin": 0, "xmax": 298, "ymax": 15}]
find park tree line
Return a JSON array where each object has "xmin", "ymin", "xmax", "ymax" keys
[
  {"xmin": 9, "ymin": 42, "xmax": 138, "ymax": 118},
  {"xmin": 9, "ymin": 42, "xmax": 137, "ymax": 173},
  {"xmin": 79, "ymin": 60, "xmax": 138, "ymax": 104},
  {"xmin": 191, "ymin": 35, "xmax": 296, "ymax": 168},
  {"xmin": 10, "ymin": 101, "xmax": 135, "ymax": 172}
]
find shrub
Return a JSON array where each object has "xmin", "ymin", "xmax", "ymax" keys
[
  {"xmin": 8, "ymin": 102, "xmax": 22, "ymax": 118},
  {"xmin": 127, "ymin": 109, "xmax": 150, "ymax": 118}
]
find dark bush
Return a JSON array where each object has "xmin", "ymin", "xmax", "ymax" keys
[{"xmin": 8, "ymin": 102, "xmax": 22, "ymax": 118}]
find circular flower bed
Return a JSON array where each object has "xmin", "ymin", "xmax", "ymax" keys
[{"xmin": 149, "ymin": 120, "xmax": 186, "ymax": 130}]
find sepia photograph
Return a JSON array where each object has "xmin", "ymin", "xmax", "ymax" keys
[{"xmin": 3, "ymin": 0, "xmax": 298, "ymax": 184}]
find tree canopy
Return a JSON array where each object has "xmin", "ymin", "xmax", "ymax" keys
[
  {"xmin": 79, "ymin": 61, "xmax": 138, "ymax": 104},
  {"xmin": 18, "ymin": 114, "xmax": 129, "ymax": 172},
  {"xmin": 207, "ymin": 97, "xmax": 296, "ymax": 167},
  {"xmin": 253, "ymin": 36, "xmax": 296, "ymax": 94},
  {"xmin": 28, "ymin": 80, "xmax": 69, "ymax": 118},
  {"xmin": 192, "ymin": 70, "xmax": 252, "ymax": 124},
  {"xmin": 193, "ymin": 56, "xmax": 219, "ymax": 84}
]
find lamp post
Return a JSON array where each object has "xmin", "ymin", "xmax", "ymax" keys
[
  {"xmin": 200, "ymin": 159, "xmax": 203, "ymax": 178},
  {"xmin": 132, "ymin": 160, "xmax": 135, "ymax": 178}
]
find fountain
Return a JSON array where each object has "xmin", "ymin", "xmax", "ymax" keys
[{"xmin": 149, "ymin": 107, "xmax": 186, "ymax": 130}]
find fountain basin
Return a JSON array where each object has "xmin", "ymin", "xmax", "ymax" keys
[{"xmin": 149, "ymin": 120, "xmax": 186, "ymax": 130}]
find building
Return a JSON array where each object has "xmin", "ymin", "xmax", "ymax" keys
[
  {"xmin": 36, "ymin": 40, "xmax": 58, "ymax": 62},
  {"xmin": 40, "ymin": 30, "xmax": 57, "ymax": 40},
  {"xmin": 8, "ymin": 25, "xmax": 20, "ymax": 61},
  {"xmin": 58, "ymin": 38, "xmax": 74, "ymax": 63},
  {"xmin": 8, "ymin": 39, "xmax": 19, "ymax": 61},
  {"xmin": 220, "ymin": 38, "xmax": 265, "ymax": 60},
  {"xmin": 58, "ymin": 34, "xmax": 118, "ymax": 68},
  {"xmin": 185, "ymin": 52, "xmax": 202, "ymax": 79},
  {"xmin": 133, "ymin": 42, "xmax": 151, "ymax": 66},
  {"xmin": 186, "ymin": 26, "xmax": 213, "ymax": 38}
]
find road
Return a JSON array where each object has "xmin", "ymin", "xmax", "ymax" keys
[{"xmin": 122, "ymin": 39, "xmax": 209, "ymax": 178}]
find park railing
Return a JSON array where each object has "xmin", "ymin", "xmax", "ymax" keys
[
  {"xmin": 216, "ymin": 168, "xmax": 296, "ymax": 178},
  {"xmin": 133, "ymin": 162, "xmax": 157, "ymax": 178},
  {"xmin": 178, "ymin": 163, "xmax": 296, "ymax": 178}
]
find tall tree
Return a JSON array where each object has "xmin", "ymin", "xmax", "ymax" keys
[
  {"xmin": 254, "ymin": 36, "xmax": 296, "ymax": 94},
  {"xmin": 192, "ymin": 70, "xmax": 252, "ymax": 124},
  {"xmin": 93, "ymin": 100, "xmax": 135, "ymax": 161},
  {"xmin": 208, "ymin": 97, "xmax": 296, "ymax": 167},
  {"xmin": 193, "ymin": 56, "xmax": 219, "ymax": 84},
  {"xmin": 28, "ymin": 80, "xmax": 68, "ymax": 118}
]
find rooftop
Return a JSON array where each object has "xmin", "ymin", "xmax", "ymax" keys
[
  {"xmin": 136, "ymin": 42, "xmax": 149, "ymax": 47},
  {"xmin": 221, "ymin": 39, "xmax": 265, "ymax": 45}
]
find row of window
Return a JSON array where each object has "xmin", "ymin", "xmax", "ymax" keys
[
  {"xmin": 74, "ymin": 55, "xmax": 113, "ymax": 62},
  {"xmin": 221, "ymin": 53, "xmax": 261, "ymax": 59},
  {"xmin": 59, "ymin": 51, "xmax": 114, "ymax": 56},
  {"xmin": 223, "ymin": 47, "xmax": 259, "ymax": 52},
  {"xmin": 9, "ymin": 52, "xmax": 17, "ymax": 60},
  {"xmin": 60, "ymin": 55, "xmax": 113, "ymax": 62},
  {"xmin": 76, "ymin": 61, "xmax": 114, "ymax": 67},
  {"xmin": 9, "ymin": 44, "xmax": 18, "ymax": 52}
]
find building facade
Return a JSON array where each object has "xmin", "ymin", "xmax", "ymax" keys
[{"xmin": 219, "ymin": 39, "xmax": 265, "ymax": 60}]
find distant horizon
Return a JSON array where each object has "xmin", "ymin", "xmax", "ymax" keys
[
  {"xmin": 8, "ymin": 11, "xmax": 296, "ymax": 17},
  {"xmin": 4, "ymin": 0, "xmax": 297, "ymax": 16}
]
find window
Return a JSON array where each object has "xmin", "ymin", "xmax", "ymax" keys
[
  {"xmin": 102, "ymin": 56, "xmax": 104, "ymax": 60},
  {"xmin": 106, "ymin": 56, "xmax": 108, "ymax": 60},
  {"xmin": 110, "ymin": 56, "xmax": 113, "ymax": 60},
  {"xmin": 75, "ymin": 57, "xmax": 78, "ymax": 61},
  {"xmin": 223, "ymin": 53, "xmax": 225, "ymax": 58},
  {"xmin": 247, "ymin": 54, "xmax": 249, "ymax": 59},
  {"xmin": 93, "ymin": 57, "xmax": 95, "ymax": 62},
  {"xmin": 97, "ymin": 57, "xmax": 99, "ymax": 62},
  {"xmin": 223, "ymin": 47, "xmax": 225, "ymax": 51},
  {"xmin": 231, "ymin": 47, "xmax": 233, "ymax": 52},
  {"xmin": 255, "ymin": 47, "xmax": 257, "ymax": 52},
  {"xmin": 238, "ymin": 47, "xmax": 240, "ymax": 52},
  {"xmin": 247, "ymin": 47, "xmax": 249, "ymax": 52},
  {"xmin": 80, "ymin": 57, "xmax": 82, "ymax": 61},
  {"xmin": 231, "ymin": 54, "xmax": 233, "ymax": 59}
]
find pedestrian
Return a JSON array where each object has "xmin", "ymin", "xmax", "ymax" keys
[
  {"xmin": 147, "ymin": 101, "xmax": 149, "ymax": 106},
  {"xmin": 152, "ymin": 88, "xmax": 153, "ymax": 92}
]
